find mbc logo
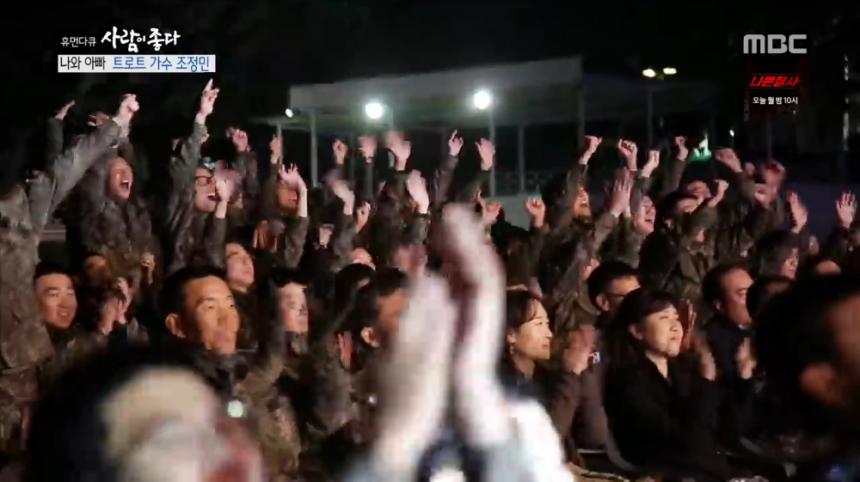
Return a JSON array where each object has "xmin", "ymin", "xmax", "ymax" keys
[{"xmin": 743, "ymin": 34, "xmax": 807, "ymax": 54}]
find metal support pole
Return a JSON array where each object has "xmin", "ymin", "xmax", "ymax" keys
[
  {"xmin": 310, "ymin": 111, "xmax": 319, "ymax": 187},
  {"xmin": 517, "ymin": 125, "xmax": 526, "ymax": 193},
  {"xmin": 646, "ymin": 86, "xmax": 654, "ymax": 148},
  {"xmin": 577, "ymin": 83, "xmax": 586, "ymax": 149},
  {"xmin": 489, "ymin": 110, "xmax": 497, "ymax": 197}
]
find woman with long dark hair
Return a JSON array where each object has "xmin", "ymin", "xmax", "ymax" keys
[{"xmin": 603, "ymin": 287, "xmax": 730, "ymax": 481}]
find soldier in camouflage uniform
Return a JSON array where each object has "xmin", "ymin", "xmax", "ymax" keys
[
  {"xmin": 159, "ymin": 265, "xmax": 301, "ymax": 480},
  {"xmin": 162, "ymin": 81, "xmax": 233, "ymax": 275},
  {"xmin": 0, "ymin": 94, "xmax": 136, "ymax": 457}
]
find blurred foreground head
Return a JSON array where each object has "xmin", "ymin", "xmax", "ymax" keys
[
  {"xmin": 755, "ymin": 275, "xmax": 860, "ymax": 436},
  {"xmin": 27, "ymin": 347, "xmax": 263, "ymax": 482}
]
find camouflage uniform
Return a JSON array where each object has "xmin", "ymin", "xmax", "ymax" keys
[
  {"xmin": 163, "ymin": 122, "xmax": 228, "ymax": 275},
  {"xmin": 188, "ymin": 314, "xmax": 301, "ymax": 481},
  {"xmin": 0, "ymin": 120, "xmax": 122, "ymax": 454},
  {"xmin": 74, "ymin": 147, "xmax": 158, "ymax": 278},
  {"xmin": 639, "ymin": 204, "xmax": 719, "ymax": 308}
]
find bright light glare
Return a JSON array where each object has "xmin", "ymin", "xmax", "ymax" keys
[
  {"xmin": 285, "ymin": 108, "xmax": 294, "ymax": 118},
  {"xmin": 472, "ymin": 89, "xmax": 493, "ymax": 110},
  {"xmin": 642, "ymin": 68, "xmax": 657, "ymax": 78},
  {"xmin": 662, "ymin": 67, "xmax": 678, "ymax": 75},
  {"xmin": 364, "ymin": 101, "xmax": 385, "ymax": 120}
]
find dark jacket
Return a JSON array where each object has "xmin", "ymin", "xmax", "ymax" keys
[
  {"xmin": 604, "ymin": 352, "xmax": 728, "ymax": 480},
  {"xmin": 543, "ymin": 364, "xmax": 609, "ymax": 464},
  {"xmin": 705, "ymin": 315, "xmax": 756, "ymax": 446}
]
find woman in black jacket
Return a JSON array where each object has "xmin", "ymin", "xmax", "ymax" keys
[{"xmin": 604, "ymin": 288, "xmax": 730, "ymax": 481}]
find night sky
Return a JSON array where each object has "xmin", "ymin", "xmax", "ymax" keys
[{"xmin": 0, "ymin": 1, "xmax": 855, "ymax": 177}]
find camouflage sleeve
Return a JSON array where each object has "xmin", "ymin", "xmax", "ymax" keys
[
  {"xmin": 360, "ymin": 160, "xmax": 375, "ymax": 204},
  {"xmin": 433, "ymin": 154, "xmax": 459, "ymax": 205},
  {"xmin": 679, "ymin": 205, "xmax": 718, "ymax": 249},
  {"xmin": 732, "ymin": 171, "xmax": 757, "ymax": 205},
  {"xmin": 29, "ymin": 120, "xmax": 123, "ymax": 233},
  {"xmin": 547, "ymin": 164, "xmax": 586, "ymax": 234},
  {"xmin": 550, "ymin": 212, "xmax": 618, "ymax": 301},
  {"xmin": 202, "ymin": 217, "xmax": 227, "ymax": 269},
  {"xmin": 45, "ymin": 117, "xmax": 64, "ymax": 170},
  {"xmin": 658, "ymin": 156, "xmax": 686, "ymax": 200},
  {"xmin": 404, "ymin": 213, "xmax": 430, "ymax": 245},
  {"xmin": 169, "ymin": 121, "xmax": 207, "ymax": 188},
  {"xmin": 330, "ymin": 214, "xmax": 357, "ymax": 273},
  {"xmin": 527, "ymin": 224, "xmax": 549, "ymax": 274},
  {"xmin": 235, "ymin": 150, "xmax": 260, "ymax": 199},
  {"xmin": 281, "ymin": 216, "xmax": 310, "ymax": 269},
  {"xmin": 630, "ymin": 175, "xmax": 653, "ymax": 217},
  {"xmin": 165, "ymin": 122, "xmax": 207, "ymax": 235}
]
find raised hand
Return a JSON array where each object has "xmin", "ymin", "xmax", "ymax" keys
[
  {"xmin": 714, "ymin": 148, "xmax": 742, "ymax": 173},
  {"xmin": 355, "ymin": 201, "xmax": 371, "ymax": 233},
  {"xmin": 332, "ymin": 139, "xmax": 348, "ymax": 166},
  {"xmin": 390, "ymin": 137, "xmax": 412, "ymax": 171},
  {"xmin": 736, "ymin": 338, "xmax": 757, "ymax": 380},
  {"xmin": 406, "ymin": 170, "xmax": 430, "ymax": 214},
  {"xmin": 358, "ymin": 135, "xmax": 377, "ymax": 162},
  {"xmin": 707, "ymin": 179, "xmax": 730, "ymax": 208},
  {"xmin": 617, "ymin": 139, "xmax": 638, "ymax": 171},
  {"xmin": 140, "ymin": 252, "xmax": 156, "ymax": 287},
  {"xmin": 578, "ymin": 135, "xmax": 602, "ymax": 165},
  {"xmin": 214, "ymin": 176, "xmax": 235, "ymax": 204},
  {"xmin": 278, "ymin": 164, "xmax": 306, "ymax": 192},
  {"xmin": 584, "ymin": 135, "xmax": 602, "ymax": 155},
  {"xmin": 197, "ymin": 79, "xmax": 219, "ymax": 120},
  {"xmin": 674, "ymin": 136, "xmax": 689, "ymax": 162},
  {"xmin": 525, "ymin": 197, "xmax": 546, "ymax": 228},
  {"xmin": 227, "ymin": 127, "xmax": 250, "ymax": 153},
  {"xmin": 269, "ymin": 132, "xmax": 282, "ymax": 165},
  {"xmin": 836, "ymin": 191, "xmax": 857, "ymax": 229},
  {"xmin": 55, "ymin": 100, "xmax": 75, "ymax": 121},
  {"xmin": 87, "ymin": 112, "xmax": 111, "ymax": 128},
  {"xmin": 788, "ymin": 191, "xmax": 808, "ymax": 233},
  {"xmin": 372, "ymin": 274, "xmax": 457, "ymax": 476},
  {"xmin": 608, "ymin": 170, "xmax": 634, "ymax": 217},
  {"xmin": 113, "ymin": 94, "xmax": 140, "ymax": 129},
  {"xmin": 476, "ymin": 138, "xmax": 495, "ymax": 171},
  {"xmin": 448, "ymin": 129, "xmax": 464, "ymax": 157},
  {"xmin": 642, "ymin": 149, "xmax": 661, "ymax": 178},
  {"xmin": 678, "ymin": 299, "xmax": 697, "ymax": 353},
  {"xmin": 691, "ymin": 333, "xmax": 717, "ymax": 382}
]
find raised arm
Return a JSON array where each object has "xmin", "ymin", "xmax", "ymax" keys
[
  {"xmin": 45, "ymin": 100, "xmax": 75, "ymax": 168},
  {"xmin": 28, "ymin": 95, "xmax": 135, "ymax": 233},
  {"xmin": 170, "ymin": 80, "xmax": 216, "ymax": 186},
  {"xmin": 546, "ymin": 135, "xmax": 600, "ymax": 231},
  {"xmin": 658, "ymin": 135, "xmax": 688, "ymax": 199},
  {"xmin": 433, "ymin": 130, "xmax": 463, "ymax": 205},
  {"xmin": 277, "ymin": 164, "xmax": 311, "ymax": 269},
  {"xmin": 357, "ymin": 135, "xmax": 377, "ymax": 202},
  {"xmin": 455, "ymin": 137, "xmax": 494, "ymax": 203}
]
